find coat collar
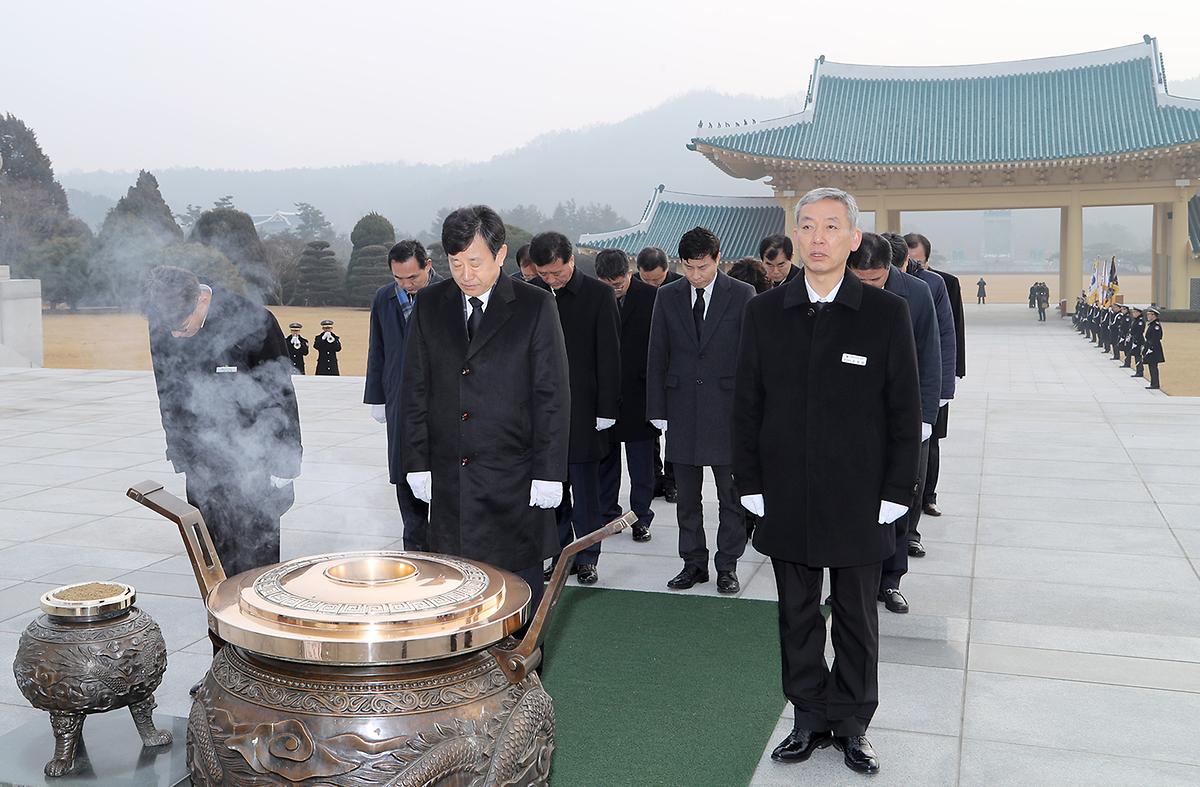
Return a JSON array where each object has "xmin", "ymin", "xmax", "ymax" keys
[{"xmin": 783, "ymin": 268, "xmax": 863, "ymax": 311}]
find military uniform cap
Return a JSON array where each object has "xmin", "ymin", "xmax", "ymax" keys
[
  {"xmin": 289, "ymin": 322, "xmax": 303, "ymax": 329},
  {"xmin": 1145, "ymin": 306, "xmax": 1161, "ymax": 315},
  {"xmin": 320, "ymin": 319, "xmax": 334, "ymax": 326}
]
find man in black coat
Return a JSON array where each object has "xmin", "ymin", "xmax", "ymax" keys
[
  {"xmin": 634, "ymin": 246, "xmax": 681, "ymax": 503},
  {"xmin": 734, "ymin": 189, "xmax": 920, "ymax": 775},
  {"xmin": 401, "ymin": 206, "xmax": 569, "ymax": 616},
  {"xmin": 760, "ymin": 234, "xmax": 801, "ymax": 288},
  {"xmin": 906, "ymin": 233, "xmax": 964, "ymax": 523},
  {"xmin": 532, "ymin": 231, "xmax": 622, "ymax": 585},
  {"xmin": 144, "ymin": 266, "xmax": 302, "ymax": 577},
  {"xmin": 647, "ymin": 226, "xmax": 755, "ymax": 594},
  {"xmin": 848, "ymin": 233, "xmax": 941, "ymax": 615},
  {"xmin": 510, "ymin": 243, "xmax": 551, "ymax": 291},
  {"xmin": 364, "ymin": 240, "xmax": 441, "ymax": 551},
  {"xmin": 595, "ymin": 249, "xmax": 657, "ymax": 544},
  {"xmin": 286, "ymin": 322, "xmax": 308, "ymax": 374},
  {"xmin": 314, "ymin": 319, "xmax": 341, "ymax": 375}
]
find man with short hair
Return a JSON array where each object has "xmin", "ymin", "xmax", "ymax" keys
[
  {"xmin": 144, "ymin": 265, "xmax": 302, "ymax": 577},
  {"xmin": 734, "ymin": 188, "xmax": 920, "ymax": 775},
  {"xmin": 647, "ymin": 226, "xmax": 754, "ymax": 594},
  {"xmin": 365, "ymin": 239, "xmax": 441, "ymax": 551},
  {"xmin": 400, "ymin": 205, "xmax": 569, "ymax": 616},
  {"xmin": 532, "ymin": 231, "xmax": 622, "ymax": 585},
  {"xmin": 759, "ymin": 234, "xmax": 800, "ymax": 287},
  {"xmin": 634, "ymin": 245, "xmax": 682, "ymax": 288},
  {"xmin": 286, "ymin": 322, "xmax": 308, "ymax": 374},
  {"xmin": 905, "ymin": 233, "xmax": 964, "ymax": 524},
  {"xmin": 595, "ymin": 249, "xmax": 657, "ymax": 543},
  {"xmin": 848, "ymin": 233, "xmax": 941, "ymax": 615},
  {"xmin": 511, "ymin": 243, "xmax": 550, "ymax": 290}
]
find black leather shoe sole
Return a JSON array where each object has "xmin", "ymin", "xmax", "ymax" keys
[
  {"xmin": 770, "ymin": 732, "xmax": 832, "ymax": 763},
  {"xmin": 576, "ymin": 565, "xmax": 598, "ymax": 585},
  {"xmin": 667, "ymin": 570, "xmax": 709, "ymax": 590}
]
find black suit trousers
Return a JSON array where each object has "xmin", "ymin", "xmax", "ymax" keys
[
  {"xmin": 774, "ymin": 558, "xmax": 880, "ymax": 736},
  {"xmin": 882, "ymin": 439, "xmax": 930, "ymax": 590},
  {"xmin": 556, "ymin": 461, "xmax": 603, "ymax": 565},
  {"xmin": 674, "ymin": 463, "xmax": 745, "ymax": 572},
  {"xmin": 395, "ymin": 479, "xmax": 430, "ymax": 551},
  {"xmin": 599, "ymin": 438, "xmax": 655, "ymax": 526},
  {"xmin": 185, "ymin": 469, "xmax": 290, "ymax": 578}
]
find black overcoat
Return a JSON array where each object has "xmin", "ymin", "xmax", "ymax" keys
[
  {"xmin": 732, "ymin": 272, "xmax": 921, "ymax": 567},
  {"xmin": 646, "ymin": 271, "xmax": 755, "ymax": 467},
  {"xmin": 613, "ymin": 276, "xmax": 658, "ymax": 443},
  {"xmin": 884, "ymin": 267, "xmax": 941, "ymax": 426},
  {"xmin": 552, "ymin": 268, "xmax": 622, "ymax": 464},
  {"xmin": 314, "ymin": 332, "xmax": 341, "ymax": 375},
  {"xmin": 400, "ymin": 274, "xmax": 570, "ymax": 572},
  {"xmin": 930, "ymin": 268, "xmax": 966, "ymax": 378},
  {"xmin": 363, "ymin": 272, "xmax": 440, "ymax": 484},
  {"xmin": 286, "ymin": 335, "xmax": 308, "ymax": 374},
  {"xmin": 149, "ymin": 284, "xmax": 302, "ymax": 481},
  {"xmin": 1143, "ymin": 320, "xmax": 1165, "ymax": 364}
]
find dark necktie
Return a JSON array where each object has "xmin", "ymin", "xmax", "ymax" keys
[
  {"xmin": 467, "ymin": 296, "xmax": 483, "ymax": 341},
  {"xmin": 693, "ymin": 287, "xmax": 705, "ymax": 340}
]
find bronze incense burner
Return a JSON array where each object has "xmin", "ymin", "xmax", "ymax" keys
[
  {"xmin": 126, "ymin": 480, "xmax": 631, "ymax": 786},
  {"xmin": 12, "ymin": 581, "xmax": 172, "ymax": 776}
]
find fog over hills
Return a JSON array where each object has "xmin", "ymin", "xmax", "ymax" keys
[{"xmin": 62, "ymin": 75, "xmax": 1200, "ymax": 265}]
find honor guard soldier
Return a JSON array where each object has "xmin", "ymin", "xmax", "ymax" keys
[
  {"xmin": 315, "ymin": 319, "xmax": 342, "ymax": 375},
  {"xmin": 1143, "ymin": 307, "xmax": 1165, "ymax": 390},
  {"xmin": 286, "ymin": 322, "xmax": 309, "ymax": 374},
  {"xmin": 1127, "ymin": 306, "xmax": 1145, "ymax": 372}
]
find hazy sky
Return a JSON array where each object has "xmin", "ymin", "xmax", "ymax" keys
[{"xmin": 6, "ymin": 0, "xmax": 1199, "ymax": 173}]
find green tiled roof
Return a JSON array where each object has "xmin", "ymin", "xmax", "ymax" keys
[
  {"xmin": 1190, "ymin": 195, "xmax": 1199, "ymax": 255},
  {"xmin": 578, "ymin": 187, "xmax": 784, "ymax": 260},
  {"xmin": 690, "ymin": 40, "xmax": 1200, "ymax": 166}
]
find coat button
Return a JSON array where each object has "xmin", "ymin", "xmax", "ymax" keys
[
  {"xmin": 461, "ymin": 411, "xmax": 470, "ymax": 421},
  {"xmin": 807, "ymin": 308, "xmax": 815, "ymax": 317},
  {"xmin": 461, "ymin": 457, "xmax": 470, "ymax": 466},
  {"xmin": 461, "ymin": 367, "xmax": 471, "ymax": 375},
  {"xmin": 696, "ymin": 379, "xmax": 703, "ymax": 385}
]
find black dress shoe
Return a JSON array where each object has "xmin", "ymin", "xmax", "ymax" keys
[
  {"xmin": 666, "ymin": 565, "xmax": 709, "ymax": 590},
  {"xmin": 770, "ymin": 728, "xmax": 832, "ymax": 763},
  {"xmin": 922, "ymin": 503, "xmax": 941, "ymax": 517},
  {"xmin": 631, "ymin": 523, "xmax": 651, "ymax": 542},
  {"xmin": 878, "ymin": 588, "xmax": 909, "ymax": 614},
  {"xmin": 1147, "ymin": 385, "xmax": 1160, "ymax": 390},
  {"xmin": 575, "ymin": 564, "xmax": 598, "ymax": 585},
  {"xmin": 716, "ymin": 570, "xmax": 740, "ymax": 594},
  {"xmin": 543, "ymin": 562, "xmax": 578, "ymax": 582},
  {"xmin": 833, "ymin": 735, "xmax": 880, "ymax": 774},
  {"xmin": 907, "ymin": 540, "xmax": 926, "ymax": 558},
  {"xmin": 663, "ymin": 486, "xmax": 678, "ymax": 504}
]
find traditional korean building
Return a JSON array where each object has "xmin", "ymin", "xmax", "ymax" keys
[{"xmin": 581, "ymin": 37, "xmax": 1200, "ymax": 308}]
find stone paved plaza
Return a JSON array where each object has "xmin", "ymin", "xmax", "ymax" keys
[{"xmin": 0, "ymin": 303, "xmax": 1198, "ymax": 785}]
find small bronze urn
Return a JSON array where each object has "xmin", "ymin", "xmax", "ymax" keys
[{"xmin": 12, "ymin": 581, "xmax": 172, "ymax": 776}]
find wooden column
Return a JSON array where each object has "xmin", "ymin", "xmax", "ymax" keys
[
  {"xmin": 1151, "ymin": 203, "xmax": 1167, "ymax": 306},
  {"xmin": 1059, "ymin": 200, "xmax": 1083, "ymax": 306}
]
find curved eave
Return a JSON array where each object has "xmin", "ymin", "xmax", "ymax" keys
[{"xmin": 690, "ymin": 140, "xmax": 1200, "ymax": 179}]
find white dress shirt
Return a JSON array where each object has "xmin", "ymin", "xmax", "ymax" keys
[
  {"xmin": 463, "ymin": 288, "xmax": 492, "ymax": 324},
  {"xmin": 690, "ymin": 276, "xmax": 716, "ymax": 319},
  {"xmin": 805, "ymin": 275, "xmax": 843, "ymax": 304}
]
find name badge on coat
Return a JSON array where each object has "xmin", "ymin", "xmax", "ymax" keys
[
  {"xmin": 216, "ymin": 366, "xmax": 238, "ymax": 374},
  {"xmin": 841, "ymin": 353, "xmax": 867, "ymax": 367}
]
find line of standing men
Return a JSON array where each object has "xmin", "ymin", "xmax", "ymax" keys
[{"xmin": 1074, "ymin": 298, "xmax": 1165, "ymax": 389}]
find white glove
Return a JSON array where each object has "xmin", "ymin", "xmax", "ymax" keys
[
  {"xmin": 407, "ymin": 471, "xmax": 432, "ymax": 503},
  {"xmin": 268, "ymin": 475, "xmax": 292, "ymax": 489},
  {"xmin": 878, "ymin": 500, "xmax": 908, "ymax": 524},
  {"xmin": 370, "ymin": 404, "xmax": 387, "ymax": 424},
  {"xmin": 595, "ymin": 417, "xmax": 616, "ymax": 431},
  {"xmin": 921, "ymin": 422, "xmax": 933, "ymax": 442},
  {"xmin": 650, "ymin": 419, "xmax": 667, "ymax": 434},
  {"xmin": 290, "ymin": 336, "xmax": 301, "ymax": 349},
  {"xmin": 529, "ymin": 479, "xmax": 562, "ymax": 509},
  {"xmin": 323, "ymin": 331, "xmax": 335, "ymax": 343},
  {"xmin": 741, "ymin": 494, "xmax": 764, "ymax": 517},
  {"xmin": 939, "ymin": 399, "xmax": 951, "ymax": 407}
]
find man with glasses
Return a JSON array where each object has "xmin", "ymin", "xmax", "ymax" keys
[
  {"xmin": 647, "ymin": 226, "xmax": 755, "ymax": 594},
  {"xmin": 143, "ymin": 265, "xmax": 302, "ymax": 577},
  {"xmin": 760, "ymin": 234, "xmax": 801, "ymax": 287}
]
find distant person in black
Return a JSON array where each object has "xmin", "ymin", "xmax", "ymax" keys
[
  {"xmin": 286, "ymin": 322, "xmax": 309, "ymax": 373},
  {"xmin": 1036, "ymin": 289, "xmax": 1049, "ymax": 322},
  {"xmin": 1126, "ymin": 306, "xmax": 1144, "ymax": 371},
  {"xmin": 635, "ymin": 246, "xmax": 680, "ymax": 503},
  {"xmin": 314, "ymin": 319, "xmax": 341, "ymax": 375},
  {"xmin": 144, "ymin": 266, "xmax": 302, "ymax": 577},
  {"xmin": 1143, "ymin": 307, "xmax": 1165, "ymax": 390},
  {"xmin": 976, "ymin": 278, "xmax": 987, "ymax": 304}
]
